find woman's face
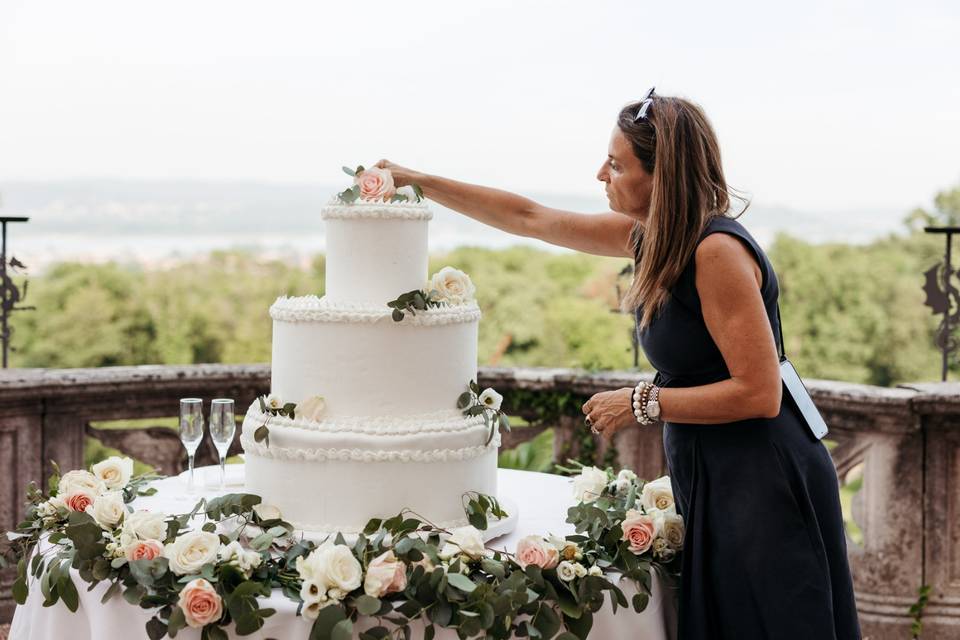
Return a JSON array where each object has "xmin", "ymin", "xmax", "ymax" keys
[{"xmin": 597, "ymin": 126, "xmax": 653, "ymax": 222}]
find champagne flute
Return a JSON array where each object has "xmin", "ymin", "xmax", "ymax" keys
[
  {"xmin": 179, "ymin": 398, "xmax": 205, "ymax": 493},
  {"xmin": 209, "ymin": 398, "xmax": 236, "ymax": 490}
]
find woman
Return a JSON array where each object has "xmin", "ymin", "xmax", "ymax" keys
[{"xmin": 374, "ymin": 88, "xmax": 861, "ymax": 639}]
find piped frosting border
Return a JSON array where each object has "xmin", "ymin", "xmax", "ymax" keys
[
  {"xmin": 322, "ymin": 200, "xmax": 433, "ymax": 221},
  {"xmin": 270, "ymin": 295, "xmax": 481, "ymax": 325}
]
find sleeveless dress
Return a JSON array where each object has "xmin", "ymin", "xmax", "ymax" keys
[{"xmin": 637, "ymin": 215, "xmax": 862, "ymax": 640}]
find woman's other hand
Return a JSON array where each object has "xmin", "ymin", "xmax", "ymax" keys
[{"xmin": 581, "ymin": 387, "xmax": 636, "ymax": 441}]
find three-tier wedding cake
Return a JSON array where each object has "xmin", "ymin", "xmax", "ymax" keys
[{"xmin": 240, "ymin": 169, "xmax": 501, "ymax": 534}]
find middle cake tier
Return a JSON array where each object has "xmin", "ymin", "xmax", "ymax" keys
[{"xmin": 269, "ymin": 295, "xmax": 481, "ymax": 417}]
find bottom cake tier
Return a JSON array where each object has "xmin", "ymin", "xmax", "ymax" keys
[{"xmin": 239, "ymin": 404, "xmax": 500, "ymax": 533}]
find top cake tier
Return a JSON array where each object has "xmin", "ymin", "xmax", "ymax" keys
[{"xmin": 322, "ymin": 200, "xmax": 433, "ymax": 306}]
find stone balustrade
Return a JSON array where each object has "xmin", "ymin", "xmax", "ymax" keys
[{"xmin": 0, "ymin": 365, "xmax": 956, "ymax": 639}]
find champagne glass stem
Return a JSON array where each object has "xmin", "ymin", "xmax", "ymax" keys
[
  {"xmin": 219, "ymin": 455, "xmax": 226, "ymax": 490},
  {"xmin": 188, "ymin": 453, "xmax": 196, "ymax": 493}
]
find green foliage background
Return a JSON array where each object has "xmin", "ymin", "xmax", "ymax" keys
[{"xmin": 9, "ymin": 183, "xmax": 959, "ymax": 386}]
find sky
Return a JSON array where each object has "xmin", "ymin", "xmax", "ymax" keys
[{"xmin": 1, "ymin": 0, "xmax": 958, "ymax": 214}]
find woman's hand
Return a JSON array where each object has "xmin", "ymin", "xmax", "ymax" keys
[
  {"xmin": 582, "ymin": 388, "xmax": 636, "ymax": 441},
  {"xmin": 373, "ymin": 159, "xmax": 426, "ymax": 188}
]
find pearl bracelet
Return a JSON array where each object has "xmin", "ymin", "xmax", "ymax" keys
[{"xmin": 632, "ymin": 381, "xmax": 654, "ymax": 425}]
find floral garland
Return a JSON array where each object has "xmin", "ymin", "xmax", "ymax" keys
[{"xmin": 1, "ymin": 457, "xmax": 683, "ymax": 640}]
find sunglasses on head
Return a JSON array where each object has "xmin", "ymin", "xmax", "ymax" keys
[{"xmin": 634, "ymin": 86, "xmax": 656, "ymax": 122}]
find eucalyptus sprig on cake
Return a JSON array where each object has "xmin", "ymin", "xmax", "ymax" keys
[
  {"xmin": 254, "ymin": 394, "xmax": 296, "ymax": 447},
  {"xmin": 458, "ymin": 379, "xmax": 511, "ymax": 446},
  {"xmin": 388, "ymin": 266, "xmax": 476, "ymax": 322},
  {"xmin": 337, "ymin": 165, "xmax": 424, "ymax": 204}
]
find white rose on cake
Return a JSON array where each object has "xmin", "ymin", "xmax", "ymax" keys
[
  {"xmin": 91, "ymin": 456, "xmax": 134, "ymax": 490},
  {"xmin": 640, "ymin": 476, "xmax": 676, "ymax": 515},
  {"xmin": 439, "ymin": 525, "xmax": 486, "ymax": 560},
  {"xmin": 87, "ymin": 491, "xmax": 127, "ymax": 530},
  {"xmin": 428, "ymin": 267, "xmax": 476, "ymax": 305},
  {"xmin": 164, "ymin": 530, "xmax": 221, "ymax": 575},
  {"xmin": 219, "ymin": 541, "xmax": 263, "ymax": 578},
  {"xmin": 614, "ymin": 468, "xmax": 638, "ymax": 495},
  {"xmin": 58, "ymin": 469, "xmax": 106, "ymax": 498},
  {"xmin": 656, "ymin": 512, "xmax": 685, "ymax": 549},
  {"xmin": 395, "ymin": 185, "xmax": 419, "ymax": 202},
  {"xmin": 295, "ymin": 542, "xmax": 362, "ymax": 606},
  {"xmin": 264, "ymin": 394, "xmax": 283, "ymax": 411},
  {"xmin": 572, "ymin": 466, "xmax": 609, "ymax": 503},
  {"xmin": 298, "ymin": 395, "xmax": 327, "ymax": 422},
  {"xmin": 478, "ymin": 388, "xmax": 503, "ymax": 411}
]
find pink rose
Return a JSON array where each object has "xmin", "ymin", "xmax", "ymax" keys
[
  {"xmin": 125, "ymin": 539, "xmax": 164, "ymax": 562},
  {"xmin": 65, "ymin": 491, "xmax": 94, "ymax": 512},
  {"xmin": 621, "ymin": 512, "xmax": 658, "ymax": 555},
  {"xmin": 515, "ymin": 535, "xmax": 559, "ymax": 570},
  {"xmin": 354, "ymin": 167, "xmax": 396, "ymax": 201},
  {"xmin": 363, "ymin": 550, "xmax": 407, "ymax": 598},
  {"xmin": 177, "ymin": 578, "xmax": 223, "ymax": 628}
]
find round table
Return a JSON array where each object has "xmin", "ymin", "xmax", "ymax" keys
[{"xmin": 10, "ymin": 466, "xmax": 679, "ymax": 639}]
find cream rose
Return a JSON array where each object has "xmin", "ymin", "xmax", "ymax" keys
[
  {"xmin": 164, "ymin": 531, "xmax": 221, "ymax": 575},
  {"xmin": 122, "ymin": 509, "xmax": 167, "ymax": 544},
  {"xmin": 298, "ymin": 395, "xmax": 327, "ymax": 422},
  {"xmin": 58, "ymin": 470, "xmax": 105, "ymax": 498},
  {"xmin": 177, "ymin": 578, "xmax": 223, "ymax": 628},
  {"xmin": 572, "ymin": 466, "xmax": 609, "ymax": 503},
  {"xmin": 640, "ymin": 476, "xmax": 676, "ymax": 515},
  {"xmin": 354, "ymin": 167, "xmax": 396, "ymax": 201},
  {"xmin": 656, "ymin": 512, "xmax": 684, "ymax": 549},
  {"xmin": 515, "ymin": 535, "xmax": 559, "ymax": 570},
  {"xmin": 264, "ymin": 393, "xmax": 283, "ymax": 411},
  {"xmin": 125, "ymin": 539, "xmax": 164, "ymax": 562},
  {"xmin": 588, "ymin": 565, "xmax": 603, "ymax": 577},
  {"xmin": 87, "ymin": 491, "xmax": 126, "ymax": 530},
  {"xmin": 91, "ymin": 456, "xmax": 134, "ymax": 490},
  {"xmin": 296, "ymin": 543, "xmax": 362, "ymax": 602},
  {"xmin": 363, "ymin": 550, "xmax": 407, "ymax": 598},
  {"xmin": 428, "ymin": 267, "xmax": 476, "ymax": 305},
  {"xmin": 439, "ymin": 525, "xmax": 486, "ymax": 561},
  {"xmin": 478, "ymin": 388, "xmax": 504, "ymax": 411},
  {"xmin": 556, "ymin": 561, "xmax": 578, "ymax": 582},
  {"xmin": 219, "ymin": 541, "xmax": 263, "ymax": 578},
  {"xmin": 621, "ymin": 510, "xmax": 659, "ymax": 555}
]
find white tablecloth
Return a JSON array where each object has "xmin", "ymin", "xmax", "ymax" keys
[{"xmin": 11, "ymin": 467, "xmax": 678, "ymax": 639}]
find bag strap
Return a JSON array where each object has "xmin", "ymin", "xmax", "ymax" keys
[{"xmin": 776, "ymin": 301, "xmax": 786, "ymax": 361}]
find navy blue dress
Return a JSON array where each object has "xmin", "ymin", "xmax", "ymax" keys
[{"xmin": 637, "ymin": 215, "xmax": 862, "ymax": 640}]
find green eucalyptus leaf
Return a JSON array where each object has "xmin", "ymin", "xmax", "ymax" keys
[
  {"xmin": 392, "ymin": 308, "xmax": 405, "ymax": 322},
  {"xmin": 445, "ymin": 572, "xmax": 476, "ymax": 593},
  {"xmin": 342, "ymin": 166, "xmax": 357, "ymax": 177}
]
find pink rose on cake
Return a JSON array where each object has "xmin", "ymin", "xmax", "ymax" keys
[
  {"xmin": 125, "ymin": 539, "xmax": 164, "ymax": 562},
  {"xmin": 514, "ymin": 535, "xmax": 559, "ymax": 569},
  {"xmin": 354, "ymin": 167, "xmax": 396, "ymax": 201},
  {"xmin": 363, "ymin": 550, "xmax": 407, "ymax": 597}
]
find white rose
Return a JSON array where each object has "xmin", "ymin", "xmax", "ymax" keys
[
  {"xmin": 164, "ymin": 531, "xmax": 221, "ymax": 575},
  {"xmin": 572, "ymin": 466, "xmax": 609, "ymax": 503},
  {"xmin": 298, "ymin": 396, "xmax": 327, "ymax": 422},
  {"xmin": 556, "ymin": 561, "xmax": 578, "ymax": 582},
  {"xmin": 439, "ymin": 525, "xmax": 486, "ymax": 560},
  {"xmin": 91, "ymin": 456, "xmax": 134, "ymax": 490},
  {"xmin": 87, "ymin": 491, "xmax": 126, "ymax": 530},
  {"xmin": 640, "ymin": 476, "xmax": 676, "ymax": 515},
  {"xmin": 428, "ymin": 266, "xmax": 476, "ymax": 305},
  {"xmin": 656, "ymin": 512, "xmax": 684, "ymax": 549},
  {"xmin": 219, "ymin": 540, "xmax": 263, "ymax": 577},
  {"xmin": 396, "ymin": 185, "xmax": 419, "ymax": 202},
  {"xmin": 121, "ymin": 510, "xmax": 167, "ymax": 544},
  {"xmin": 58, "ymin": 470, "xmax": 105, "ymax": 498},
  {"xmin": 573, "ymin": 563, "xmax": 588, "ymax": 578},
  {"xmin": 614, "ymin": 468, "xmax": 638, "ymax": 495},
  {"xmin": 478, "ymin": 388, "xmax": 503, "ymax": 411},
  {"xmin": 588, "ymin": 565, "xmax": 603, "ymax": 577},
  {"xmin": 323, "ymin": 544, "xmax": 362, "ymax": 594},
  {"xmin": 265, "ymin": 394, "xmax": 283, "ymax": 411}
]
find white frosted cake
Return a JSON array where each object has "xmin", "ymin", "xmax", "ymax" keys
[{"xmin": 240, "ymin": 189, "xmax": 500, "ymax": 534}]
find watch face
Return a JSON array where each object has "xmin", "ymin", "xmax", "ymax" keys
[{"xmin": 646, "ymin": 401, "xmax": 661, "ymax": 418}]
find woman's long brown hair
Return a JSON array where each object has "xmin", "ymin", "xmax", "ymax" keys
[{"xmin": 618, "ymin": 94, "xmax": 750, "ymax": 330}]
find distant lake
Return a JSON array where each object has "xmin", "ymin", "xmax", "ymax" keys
[{"xmin": 1, "ymin": 180, "xmax": 909, "ymax": 274}]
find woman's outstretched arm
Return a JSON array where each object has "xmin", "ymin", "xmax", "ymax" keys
[{"xmin": 374, "ymin": 159, "xmax": 635, "ymax": 258}]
